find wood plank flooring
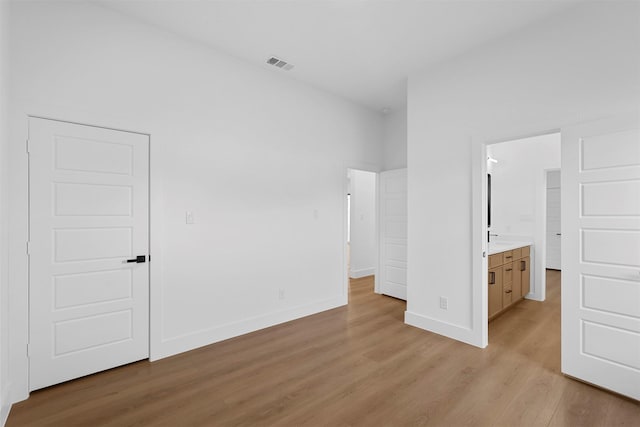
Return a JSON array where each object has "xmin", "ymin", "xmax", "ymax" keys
[{"xmin": 7, "ymin": 271, "xmax": 639, "ymax": 426}]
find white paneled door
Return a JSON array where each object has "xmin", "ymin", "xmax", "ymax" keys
[
  {"xmin": 379, "ymin": 169, "xmax": 407, "ymax": 300},
  {"xmin": 28, "ymin": 117, "xmax": 149, "ymax": 391},
  {"xmin": 562, "ymin": 116, "xmax": 640, "ymax": 400}
]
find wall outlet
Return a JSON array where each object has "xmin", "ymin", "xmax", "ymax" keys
[
  {"xmin": 439, "ymin": 296, "xmax": 448, "ymax": 310},
  {"xmin": 185, "ymin": 211, "xmax": 195, "ymax": 224},
  {"xmin": 278, "ymin": 289, "xmax": 285, "ymax": 300}
]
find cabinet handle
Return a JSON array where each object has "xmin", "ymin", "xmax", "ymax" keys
[
  {"xmin": 520, "ymin": 260, "xmax": 526, "ymax": 271},
  {"xmin": 505, "ymin": 268, "xmax": 512, "ymax": 272},
  {"xmin": 505, "ymin": 256, "xmax": 512, "ymax": 259},
  {"xmin": 489, "ymin": 271, "xmax": 495, "ymax": 285},
  {"xmin": 505, "ymin": 290, "xmax": 512, "ymax": 293}
]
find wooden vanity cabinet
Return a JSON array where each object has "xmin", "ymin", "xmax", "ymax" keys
[{"xmin": 488, "ymin": 245, "xmax": 531, "ymax": 321}]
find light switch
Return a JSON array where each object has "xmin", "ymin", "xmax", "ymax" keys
[{"xmin": 186, "ymin": 211, "xmax": 195, "ymax": 224}]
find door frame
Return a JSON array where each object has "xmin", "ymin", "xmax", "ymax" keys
[
  {"xmin": 472, "ymin": 129, "xmax": 560, "ymax": 347},
  {"xmin": 343, "ymin": 163, "xmax": 380, "ymax": 300},
  {"xmin": 544, "ymin": 168, "xmax": 561, "ymax": 271},
  {"xmin": 8, "ymin": 106, "xmax": 159, "ymax": 402}
]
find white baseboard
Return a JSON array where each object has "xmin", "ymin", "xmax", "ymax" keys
[
  {"xmin": 1, "ymin": 384, "xmax": 11, "ymax": 427},
  {"xmin": 1, "ymin": 403, "xmax": 10, "ymax": 427},
  {"xmin": 404, "ymin": 310, "xmax": 485, "ymax": 348},
  {"xmin": 151, "ymin": 296, "xmax": 347, "ymax": 361},
  {"xmin": 349, "ymin": 267, "xmax": 375, "ymax": 279}
]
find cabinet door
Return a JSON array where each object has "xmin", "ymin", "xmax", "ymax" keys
[
  {"xmin": 502, "ymin": 250, "xmax": 514, "ymax": 265},
  {"xmin": 512, "ymin": 259, "xmax": 522, "ymax": 300},
  {"xmin": 520, "ymin": 257, "xmax": 530, "ymax": 296},
  {"xmin": 489, "ymin": 254, "xmax": 502, "ymax": 269},
  {"xmin": 503, "ymin": 263, "xmax": 514, "ymax": 308},
  {"xmin": 503, "ymin": 285, "xmax": 513, "ymax": 307},
  {"xmin": 488, "ymin": 267, "xmax": 503, "ymax": 318}
]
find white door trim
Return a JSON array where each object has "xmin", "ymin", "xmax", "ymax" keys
[
  {"xmin": 471, "ymin": 139, "xmax": 489, "ymax": 348},
  {"xmin": 8, "ymin": 106, "xmax": 159, "ymax": 402},
  {"xmin": 545, "ymin": 168, "xmax": 562, "ymax": 271}
]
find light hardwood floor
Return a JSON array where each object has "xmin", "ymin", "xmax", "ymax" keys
[{"xmin": 8, "ymin": 271, "xmax": 640, "ymax": 426}]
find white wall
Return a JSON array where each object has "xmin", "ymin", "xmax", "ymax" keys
[
  {"xmin": 406, "ymin": 2, "xmax": 640, "ymax": 346},
  {"xmin": 0, "ymin": 0, "xmax": 10, "ymax": 421},
  {"xmin": 8, "ymin": 1, "xmax": 383, "ymax": 402},
  {"xmin": 349, "ymin": 169, "xmax": 377, "ymax": 278},
  {"xmin": 488, "ymin": 133, "xmax": 561, "ymax": 300},
  {"xmin": 382, "ymin": 107, "xmax": 407, "ymax": 170}
]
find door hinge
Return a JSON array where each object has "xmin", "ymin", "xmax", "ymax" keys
[
  {"xmin": 27, "ymin": 343, "xmax": 31, "ymax": 357},
  {"xmin": 27, "ymin": 241, "xmax": 31, "ymax": 255},
  {"xmin": 26, "ymin": 139, "xmax": 30, "ymax": 154}
]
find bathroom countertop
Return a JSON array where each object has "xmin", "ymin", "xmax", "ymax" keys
[{"xmin": 488, "ymin": 240, "xmax": 533, "ymax": 255}]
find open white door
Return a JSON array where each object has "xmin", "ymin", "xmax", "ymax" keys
[
  {"xmin": 29, "ymin": 117, "xmax": 149, "ymax": 391},
  {"xmin": 562, "ymin": 116, "xmax": 640, "ymax": 400},
  {"xmin": 379, "ymin": 169, "xmax": 407, "ymax": 300}
]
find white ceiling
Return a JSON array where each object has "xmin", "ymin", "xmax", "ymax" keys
[{"xmin": 98, "ymin": 0, "xmax": 581, "ymax": 113}]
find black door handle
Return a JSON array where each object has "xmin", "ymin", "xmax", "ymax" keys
[{"xmin": 126, "ymin": 255, "xmax": 146, "ymax": 263}]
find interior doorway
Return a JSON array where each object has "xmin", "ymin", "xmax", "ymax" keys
[
  {"xmin": 484, "ymin": 132, "xmax": 560, "ymax": 336},
  {"xmin": 347, "ymin": 169, "xmax": 378, "ymax": 296}
]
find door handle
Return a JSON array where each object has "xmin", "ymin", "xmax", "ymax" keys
[
  {"xmin": 556, "ymin": 233, "xmax": 561, "ymax": 236},
  {"xmin": 126, "ymin": 255, "xmax": 146, "ymax": 263}
]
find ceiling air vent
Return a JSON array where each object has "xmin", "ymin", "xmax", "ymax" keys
[{"xmin": 266, "ymin": 56, "xmax": 294, "ymax": 71}]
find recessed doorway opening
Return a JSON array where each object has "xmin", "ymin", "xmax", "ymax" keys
[
  {"xmin": 347, "ymin": 169, "xmax": 378, "ymax": 299},
  {"xmin": 484, "ymin": 131, "xmax": 561, "ymax": 338}
]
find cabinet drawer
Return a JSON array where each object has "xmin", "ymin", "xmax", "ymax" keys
[
  {"xmin": 511, "ymin": 247, "xmax": 522, "ymax": 260},
  {"xmin": 502, "ymin": 250, "xmax": 514, "ymax": 264},
  {"xmin": 503, "ymin": 288, "xmax": 513, "ymax": 306},
  {"xmin": 489, "ymin": 254, "xmax": 503, "ymax": 268},
  {"xmin": 503, "ymin": 262, "xmax": 514, "ymax": 284},
  {"xmin": 521, "ymin": 246, "xmax": 530, "ymax": 257}
]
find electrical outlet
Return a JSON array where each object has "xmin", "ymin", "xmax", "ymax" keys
[
  {"xmin": 440, "ymin": 296, "xmax": 448, "ymax": 310},
  {"xmin": 278, "ymin": 289, "xmax": 285, "ymax": 300},
  {"xmin": 185, "ymin": 211, "xmax": 195, "ymax": 224}
]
